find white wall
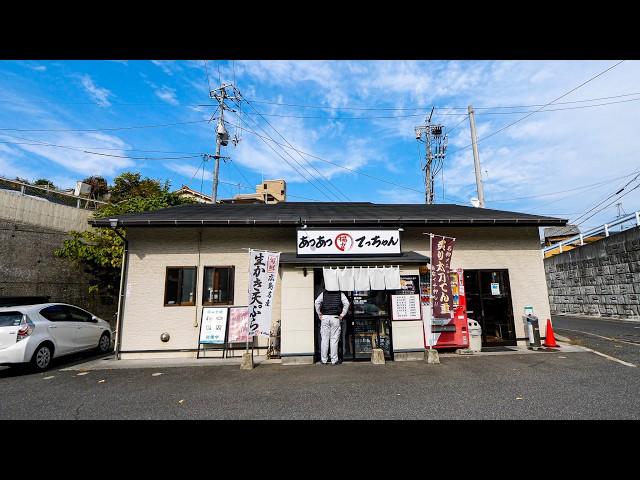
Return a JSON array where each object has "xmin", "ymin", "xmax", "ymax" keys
[{"xmin": 119, "ymin": 225, "xmax": 550, "ymax": 358}]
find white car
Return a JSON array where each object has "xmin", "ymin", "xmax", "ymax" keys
[{"xmin": 0, "ymin": 303, "xmax": 112, "ymax": 371}]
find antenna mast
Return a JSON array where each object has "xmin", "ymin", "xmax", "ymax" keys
[{"xmin": 415, "ymin": 108, "xmax": 448, "ymax": 204}]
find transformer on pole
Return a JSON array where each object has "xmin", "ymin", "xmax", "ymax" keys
[{"xmin": 415, "ymin": 108, "xmax": 448, "ymax": 204}]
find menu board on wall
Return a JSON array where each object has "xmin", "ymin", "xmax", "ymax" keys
[{"xmin": 391, "ymin": 294, "xmax": 422, "ymax": 320}]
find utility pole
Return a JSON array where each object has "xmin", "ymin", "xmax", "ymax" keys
[
  {"xmin": 209, "ymin": 83, "xmax": 242, "ymax": 204},
  {"xmin": 616, "ymin": 202, "xmax": 626, "ymax": 231},
  {"xmin": 415, "ymin": 108, "xmax": 447, "ymax": 205},
  {"xmin": 468, "ymin": 105, "xmax": 485, "ymax": 208}
]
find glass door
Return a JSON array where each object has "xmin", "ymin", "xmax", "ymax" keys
[
  {"xmin": 348, "ymin": 291, "xmax": 393, "ymax": 361},
  {"xmin": 463, "ymin": 269, "xmax": 516, "ymax": 347}
]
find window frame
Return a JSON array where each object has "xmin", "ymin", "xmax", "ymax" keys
[
  {"xmin": 164, "ymin": 266, "xmax": 198, "ymax": 307},
  {"xmin": 202, "ymin": 266, "xmax": 235, "ymax": 306}
]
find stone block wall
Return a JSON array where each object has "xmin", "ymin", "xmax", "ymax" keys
[
  {"xmin": 544, "ymin": 227, "xmax": 640, "ymax": 318},
  {"xmin": 0, "ymin": 220, "xmax": 118, "ymax": 325}
]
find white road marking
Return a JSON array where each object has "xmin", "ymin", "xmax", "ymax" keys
[
  {"xmin": 580, "ymin": 346, "xmax": 636, "ymax": 368},
  {"xmin": 76, "ymin": 372, "xmax": 89, "ymax": 376},
  {"xmin": 152, "ymin": 372, "xmax": 163, "ymax": 376},
  {"xmin": 43, "ymin": 376, "xmax": 55, "ymax": 380},
  {"xmin": 556, "ymin": 328, "xmax": 640, "ymax": 347}
]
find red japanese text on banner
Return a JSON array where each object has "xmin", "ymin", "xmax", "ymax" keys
[{"xmin": 431, "ymin": 235, "xmax": 456, "ymax": 318}]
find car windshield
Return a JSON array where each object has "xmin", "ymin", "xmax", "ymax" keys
[{"xmin": 0, "ymin": 312, "xmax": 24, "ymax": 327}]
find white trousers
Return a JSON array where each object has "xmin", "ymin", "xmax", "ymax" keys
[{"xmin": 320, "ymin": 315, "xmax": 341, "ymax": 364}]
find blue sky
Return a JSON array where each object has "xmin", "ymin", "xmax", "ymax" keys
[{"xmin": 1, "ymin": 60, "xmax": 639, "ymax": 232}]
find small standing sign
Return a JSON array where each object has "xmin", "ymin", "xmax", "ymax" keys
[{"xmin": 197, "ymin": 307, "xmax": 229, "ymax": 358}]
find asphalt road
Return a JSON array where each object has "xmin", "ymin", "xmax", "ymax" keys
[
  {"xmin": 1, "ymin": 348, "xmax": 639, "ymax": 419},
  {"xmin": 551, "ymin": 315, "xmax": 640, "ymax": 366}
]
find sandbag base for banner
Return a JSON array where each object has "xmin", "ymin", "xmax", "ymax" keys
[
  {"xmin": 426, "ymin": 349, "xmax": 440, "ymax": 364},
  {"xmin": 240, "ymin": 352, "xmax": 254, "ymax": 370}
]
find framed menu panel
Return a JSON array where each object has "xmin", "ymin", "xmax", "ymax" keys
[{"xmin": 391, "ymin": 294, "xmax": 422, "ymax": 321}]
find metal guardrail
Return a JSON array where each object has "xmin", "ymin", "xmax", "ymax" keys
[
  {"xmin": 543, "ymin": 210, "xmax": 640, "ymax": 254},
  {"xmin": 0, "ymin": 176, "xmax": 108, "ymax": 209}
]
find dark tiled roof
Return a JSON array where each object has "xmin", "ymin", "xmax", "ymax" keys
[
  {"xmin": 543, "ymin": 225, "xmax": 580, "ymax": 238},
  {"xmin": 91, "ymin": 202, "xmax": 567, "ymax": 228}
]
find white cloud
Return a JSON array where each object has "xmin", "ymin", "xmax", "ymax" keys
[
  {"xmin": 79, "ymin": 74, "xmax": 112, "ymax": 107},
  {"xmin": 151, "ymin": 60, "xmax": 181, "ymax": 76},
  {"xmin": 5, "ymin": 131, "xmax": 134, "ymax": 176},
  {"xmin": 155, "ymin": 86, "xmax": 179, "ymax": 105}
]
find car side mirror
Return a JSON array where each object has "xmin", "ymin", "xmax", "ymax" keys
[{"xmin": 90, "ymin": 316, "xmax": 99, "ymax": 323}]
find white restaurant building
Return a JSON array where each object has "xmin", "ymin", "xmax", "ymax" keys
[{"xmin": 92, "ymin": 202, "xmax": 567, "ymax": 364}]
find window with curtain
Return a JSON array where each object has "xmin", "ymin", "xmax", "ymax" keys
[
  {"xmin": 164, "ymin": 267, "xmax": 197, "ymax": 306},
  {"xmin": 202, "ymin": 266, "xmax": 235, "ymax": 306}
]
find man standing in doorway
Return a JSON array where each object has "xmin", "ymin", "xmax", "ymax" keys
[{"xmin": 315, "ymin": 289, "xmax": 350, "ymax": 365}]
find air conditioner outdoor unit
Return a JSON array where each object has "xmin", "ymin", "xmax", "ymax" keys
[{"xmin": 74, "ymin": 181, "xmax": 91, "ymax": 197}]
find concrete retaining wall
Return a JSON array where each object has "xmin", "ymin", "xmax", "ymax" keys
[
  {"xmin": 0, "ymin": 188, "xmax": 93, "ymax": 232},
  {"xmin": 544, "ymin": 227, "xmax": 640, "ymax": 319}
]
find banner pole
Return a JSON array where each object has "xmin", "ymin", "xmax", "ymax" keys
[
  {"xmin": 246, "ymin": 249, "xmax": 251, "ymax": 355},
  {"xmin": 429, "ymin": 233, "xmax": 433, "ymax": 351}
]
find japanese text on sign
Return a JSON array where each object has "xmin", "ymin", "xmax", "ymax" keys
[
  {"xmin": 296, "ymin": 229, "xmax": 401, "ymax": 256},
  {"xmin": 430, "ymin": 235, "xmax": 456, "ymax": 318},
  {"xmin": 199, "ymin": 307, "xmax": 228, "ymax": 344},
  {"xmin": 247, "ymin": 249, "xmax": 280, "ymax": 337}
]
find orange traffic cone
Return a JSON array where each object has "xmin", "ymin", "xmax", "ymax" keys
[{"xmin": 543, "ymin": 318, "xmax": 560, "ymax": 348}]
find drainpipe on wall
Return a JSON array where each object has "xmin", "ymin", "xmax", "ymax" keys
[{"xmin": 110, "ymin": 218, "xmax": 128, "ymax": 360}]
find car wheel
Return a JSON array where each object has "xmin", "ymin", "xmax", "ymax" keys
[
  {"xmin": 98, "ymin": 332, "xmax": 111, "ymax": 353},
  {"xmin": 31, "ymin": 343, "xmax": 53, "ymax": 371}
]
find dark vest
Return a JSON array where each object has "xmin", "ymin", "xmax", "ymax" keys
[{"xmin": 321, "ymin": 291, "xmax": 343, "ymax": 315}]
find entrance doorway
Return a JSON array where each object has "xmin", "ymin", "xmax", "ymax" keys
[
  {"xmin": 313, "ymin": 269, "xmax": 393, "ymax": 362},
  {"xmin": 463, "ymin": 269, "xmax": 516, "ymax": 347}
]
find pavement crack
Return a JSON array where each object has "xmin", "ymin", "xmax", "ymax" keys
[{"xmin": 73, "ymin": 402, "xmax": 85, "ymax": 420}]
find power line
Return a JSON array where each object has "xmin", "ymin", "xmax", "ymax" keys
[
  {"xmin": 0, "ymin": 132, "xmax": 203, "ymax": 155},
  {"xmin": 446, "ymin": 60, "xmax": 626, "ymax": 158},
  {"xmin": 0, "ymin": 119, "xmax": 209, "ymax": 133},
  {"xmin": 245, "ymin": 90, "xmax": 640, "ymax": 111},
  {"xmin": 3, "ymin": 90, "xmax": 640, "ymax": 111},
  {"xmin": 240, "ymin": 96, "xmax": 351, "ymax": 201},
  {"xmin": 213, "ymin": 179, "xmax": 323, "ymax": 201},
  {"xmin": 225, "ymin": 108, "xmax": 337, "ymax": 202},
  {"xmin": 222, "ymin": 95, "xmax": 640, "ymax": 121},
  {"xmin": 223, "ymin": 118, "xmax": 426, "ymax": 196},
  {"xmin": 571, "ymin": 171, "xmax": 640, "ymax": 225},
  {"xmin": 574, "ymin": 183, "xmax": 640, "ymax": 228},
  {"xmin": 228, "ymin": 99, "xmax": 345, "ymax": 201},
  {"xmin": 487, "ymin": 169, "xmax": 640, "ymax": 203},
  {"xmin": 0, "ymin": 133, "xmax": 204, "ymax": 160}
]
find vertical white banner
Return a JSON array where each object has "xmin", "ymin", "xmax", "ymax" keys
[{"xmin": 247, "ymin": 249, "xmax": 280, "ymax": 338}]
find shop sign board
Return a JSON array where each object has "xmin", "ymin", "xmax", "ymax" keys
[
  {"xmin": 431, "ymin": 235, "xmax": 456, "ymax": 318},
  {"xmin": 296, "ymin": 229, "xmax": 401, "ymax": 256},
  {"xmin": 228, "ymin": 306, "xmax": 249, "ymax": 343},
  {"xmin": 199, "ymin": 307, "xmax": 228, "ymax": 344},
  {"xmin": 248, "ymin": 249, "xmax": 280, "ymax": 337},
  {"xmin": 391, "ymin": 294, "xmax": 421, "ymax": 320}
]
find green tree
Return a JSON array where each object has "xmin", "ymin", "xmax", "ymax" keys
[
  {"xmin": 108, "ymin": 171, "xmax": 169, "ymax": 203},
  {"xmin": 55, "ymin": 172, "xmax": 193, "ymax": 295},
  {"xmin": 82, "ymin": 175, "xmax": 109, "ymax": 198},
  {"xmin": 33, "ymin": 178, "xmax": 57, "ymax": 189}
]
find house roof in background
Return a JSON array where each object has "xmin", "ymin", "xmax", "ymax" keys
[{"xmin": 543, "ymin": 225, "xmax": 580, "ymax": 238}]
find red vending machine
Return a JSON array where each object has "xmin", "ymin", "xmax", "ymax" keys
[{"xmin": 420, "ymin": 267, "xmax": 470, "ymax": 350}]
